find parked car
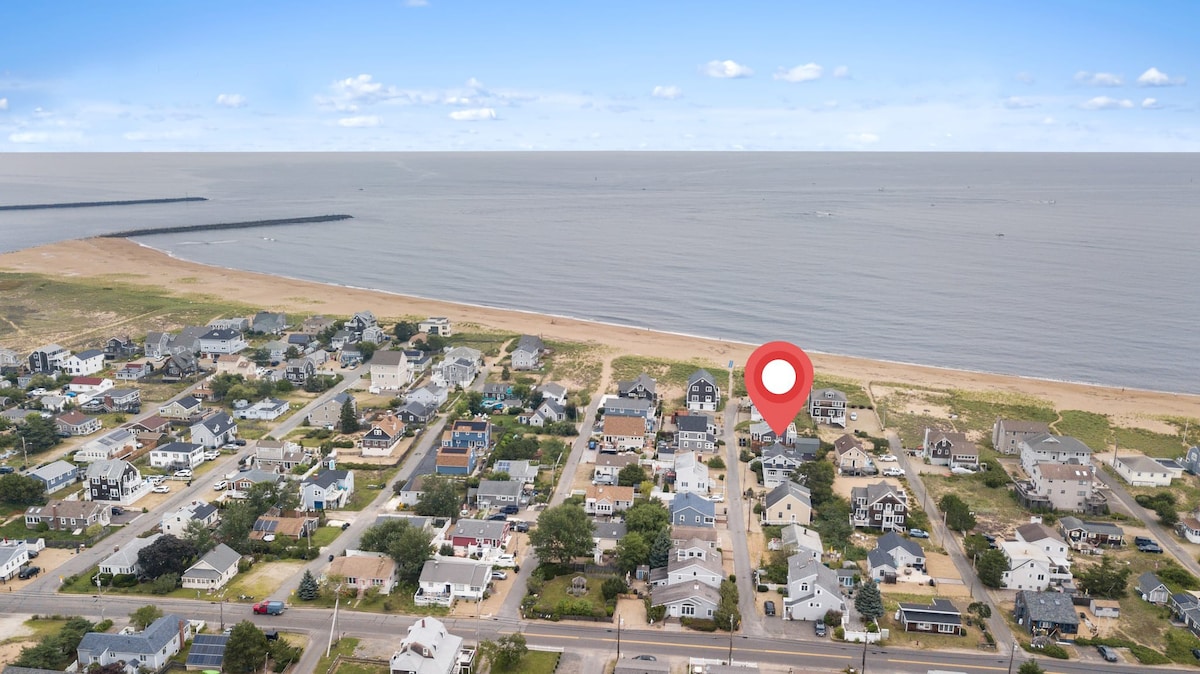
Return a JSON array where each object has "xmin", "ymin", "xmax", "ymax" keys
[
  {"xmin": 18, "ymin": 566, "xmax": 40, "ymax": 580},
  {"xmin": 110, "ymin": 507, "xmax": 124, "ymax": 516},
  {"xmin": 909, "ymin": 528, "xmax": 930, "ymax": 539},
  {"xmin": 487, "ymin": 513, "xmax": 507, "ymax": 521},
  {"xmin": 499, "ymin": 504, "xmax": 520, "ymax": 515},
  {"xmin": 632, "ymin": 655, "xmax": 656, "ymax": 661},
  {"xmin": 493, "ymin": 554, "xmax": 517, "ymax": 568},
  {"xmin": 213, "ymin": 480, "xmax": 229, "ymax": 491},
  {"xmin": 147, "ymin": 474, "xmax": 166, "ymax": 484},
  {"xmin": 491, "ymin": 571, "xmax": 508, "ymax": 581},
  {"xmin": 1134, "ymin": 536, "xmax": 1156, "ymax": 547},
  {"xmin": 27, "ymin": 549, "xmax": 38, "ymax": 559},
  {"xmin": 0, "ymin": 467, "xmax": 14, "ymax": 475},
  {"xmin": 764, "ymin": 600, "xmax": 776, "ymax": 617},
  {"xmin": 877, "ymin": 454, "xmax": 898, "ymax": 462},
  {"xmin": 1097, "ymin": 645, "xmax": 1119, "ymax": 662},
  {"xmin": 173, "ymin": 469, "xmax": 192, "ymax": 478},
  {"xmin": 153, "ymin": 484, "xmax": 171, "ymax": 494},
  {"xmin": 1192, "ymin": 647, "xmax": 1200, "ymax": 660},
  {"xmin": 512, "ymin": 521, "xmax": 530, "ymax": 533},
  {"xmin": 882, "ymin": 467, "xmax": 906, "ymax": 477},
  {"xmin": 815, "ymin": 619, "xmax": 827, "ymax": 637},
  {"xmin": 849, "ymin": 412, "xmax": 858, "ymax": 421},
  {"xmin": 1138, "ymin": 543, "xmax": 1163, "ymax": 553}
]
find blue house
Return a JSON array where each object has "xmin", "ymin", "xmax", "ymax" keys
[
  {"xmin": 481, "ymin": 383, "xmax": 512, "ymax": 404},
  {"xmin": 671, "ymin": 492, "xmax": 716, "ymax": 528},
  {"xmin": 436, "ymin": 446, "xmax": 477, "ymax": 476},
  {"xmin": 444, "ymin": 419, "xmax": 491, "ymax": 450},
  {"xmin": 28, "ymin": 460, "xmax": 79, "ymax": 493}
]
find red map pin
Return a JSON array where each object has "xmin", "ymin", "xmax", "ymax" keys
[{"xmin": 745, "ymin": 341, "xmax": 815, "ymax": 436}]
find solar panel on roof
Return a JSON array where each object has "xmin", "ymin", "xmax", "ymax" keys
[{"xmin": 185, "ymin": 634, "xmax": 229, "ymax": 668}]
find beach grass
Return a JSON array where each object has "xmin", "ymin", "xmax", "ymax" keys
[
  {"xmin": 610, "ymin": 354, "xmax": 726, "ymax": 391},
  {"xmin": 1054, "ymin": 410, "xmax": 1188, "ymax": 458},
  {"xmin": 1053, "ymin": 410, "xmax": 1111, "ymax": 451},
  {"xmin": 812, "ymin": 374, "xmax": 873, "ymax": 408},
  {"xmin": 919, "ymin": 473, "xmax": 1026, "ymax": 530},
  {"xmin": 446, "ymin": 329, "xmax": 516, "ymax": 357},
  {"xmin": 0, "ymin": 272, "xmax": 255, "ymax": 352},
  {"xmin": 544, "ymin": 340, "xmax": 606, "ymax": 394}
]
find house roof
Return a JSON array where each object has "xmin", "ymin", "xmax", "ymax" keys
[
  {"xmin": 1138, "ymin": 572, "xmax": 1167, "ymax": 596},
  {"xmin": 236, "ymin": 469, "xmax": 283, "ymax": 485},
  {"xmin": 1037, "ymin": 462, "xmax": 1094, "ymax": 480},
  {"xmin": 437, "ymin": 448, "xmax": 472, "ymax": 467},
  {"xmin": 667, "ymin": 548, "xmax": 724, "ymax": 576},
  {"xmin": 129, "ymin": 414, "xmax": 170, "ymax": 431},
  {"xmin": 999, "ymin": 419, "xmax": 1052, "ymax": 433},
  {"xmin": 764, "ymin": 481, "xmax": 812, "ymax": 509},
  {"xmin": 1016, "ymin": 522, "xmax": 1064, "ymax": 545},
  {"xmin": 603, "ymin": 414, "xmax": 646, "ymax": 438},
  {"xmin": 877, "ymin": 531, "xmax": 924, "ymax": 559},
  {"xmin": 672, "ymin": 525, "xmax": 719, "ymax": 542},
  {"xmin": 70, "ymin": 376, "xmax": 105, "ymax": 386},
  {"xmin": 677, "ymin": 414, "xmax": 714, "ymax": 433},
  {"xmin": 419, "ymin": 557, "xmax": 491, "ymax": 585},
  {"xmin": 371, "ymin": 350, "xmax": 407, "ymax": 367},
  {"xmin": 77, "ymin": 614, "xmax": 187, "ymax": 661},
  {"xmin": 86, "ymin": 459, "xmax": 135, "ymax": 481},
  {"xmin": 614, "ymin": 659, "xmax": 672, "ymax": 674},
  {"xmin": 606, "ymin": 397, "xmax": 653, "ymax": 413},
  {"xmin": 1059, "ymin": 516, "xmax": 1123, "ymax": 536},
  {"xmin": 304, "ymin": 469, "xmax": 350, "ymax": 490},
  {"xmin": 594, "ymin": 522, "xmax": 628, "ymax": 540},
  {"xmin": 515, "ymin": 334, "xmax": 544, "ymax": 353},
  {"xmin": 586, "ymin": 484, "xmax": 635, "ymax": 503},
  {"xmin": 898, "ymin": 599, "xmax": 962, "ymax": 625},
  {"xmin": 329, "ymin": 554, "xmax": 396, "ymax": 581},
  {"xmin": 594, "ymin": 453, "xmax": 640, "ymax": 469},
  {"xmin": 851, "ymin": 481, "xmax": 905, "ymax": 505},
  {"xmin": 780, "ymin": 524, "xmax": 823, "ymax": 553},
  {"xmin": 75, "ymin": 349, "xmax": 105, "ymax": 360},
  {"xmin": 671, "ymin": 492, "xmax": 715, "ymax": 516},
  {"xmin": 399, "ymin": 401, "xmax": 436, "ymax": 419},
  {"xmin": 0, "ymin": 545, "xmax": 29, "ymax": 569},
  {"xmin": 810, "ymin": 388, "xmax": 847, "ymax": 402},
  {"xmin": 252, "ymin": 515, "xmax": 316, "ymax": 538},
  {"xmin": 173, "ymin": 396, "xmax": 202, "ymax": 409},
  {"xmin": 833, "ymin": 434, "xmax": 864, "ymax": 455},
  {"xmin": 1116, "ymin": 454, "xmax": 1169, "ymax": 474},
  {"xmin": 100, "ymin": 533, "xmax": 162, "ymax": 570},
  {"xmin": 201, "ymin": 328, "xmax": 241, "ymax": 341},
  {"xmin": 1023, "ymin": 433, "xmax": 1093, "ymax": 456},
  {"xmin": 1018, "ymin": 590, "xmax": 1080, "ymax": 625},
  {"xmin": 26, "ymin": 499, "xmax": 105, "ymax": 521},
  {"xmin": 539, "ymin": 382, "xmax": 567, "ymax": 399},
  {"xmin": 687, "ymin": 369, "xmax": 715, "ymax": 386},
  {"xmin": 153, "ymin": 441, "xmax": 202, "ymax": 454},
  {"xmin": 452, "ymin": 519, "xmax": 507, "ymax": 540},
  {"xmin": 618, "ymin": 373, "xmax": 658, "ymax": 396},
  {"xmin": 29, "ymin": 460, "xmax": 77, "ymax": 482},
  {"xmin": 195, "ymin": 411, "xmax": 237, "ymax": 435},
  {"xmin": 867, "ymin": 548, "xmax": 896, "ymax": 571},
  {"xmin": 477, "ymin": 480, "xmax": 522, "ymax": 498},
  {"xmin": 186, "ymin": 543, "xmax": 241, "ymax": 576},
  {"xmin": 652, "ymin": 580, "xmax": 721, "ymax": 608},
  {"xmin": 367, "ymin": 413, "xmax": 404, "ymax": 439},
  {"xmin": 786, "ymin": 555, "xmax": 842, "ymax": 597}
]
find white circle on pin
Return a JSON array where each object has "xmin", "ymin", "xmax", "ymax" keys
[{"xmin": 761, "ymin": 359, "xmax": 796, "ymax": 395}]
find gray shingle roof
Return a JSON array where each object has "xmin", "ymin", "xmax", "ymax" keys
[
  {"xmin": 186, "ymin": 543, "xmax": 240, "ymax": 576},
  {"xmin": 676, "ymin": 415, "xmax": 711, "ymax": 432},
  {"xmin": 688, "ymin": 369, "xmax": 715, "ymax": 386},
  {"xmin": 1138, "ymin": 572, "xmax": 1167, "ymax": 597},
  {"xmin": 305, "ymin": 469, "xmax": 350, "ymax": 490},
  {"xmin": 419, "ymin": 558, "xmax": 491, "ymax": 585},
  {"xmin": 86, "ymin": 459, "xmax": 134, "ymax": 481},
  {"xmin": 764, "ymin": 481, "xmax": 812, "ymax": 509},
  {"xmin": 77, "ymin": 614, "xmax": 186, "ymax": 661},
  {"xmin": 877, "ymin": 531, "xmax": 924, "ymax": 559},
  {"xmin": 1018, "ymin": 590, "xmax": 1080, "ymax": 625}
]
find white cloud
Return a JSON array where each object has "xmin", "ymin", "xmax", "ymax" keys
[
  {"xmin": 1075, "ymin": 71, "xmax": 1123, "ymax": 87},
  {"xmin": 318, "ymin": 74, "xmax": 405, "ymax": 111},
  {"xmin": 1015, "ymin": 72, "xmax": 1035, "ymax": 84},
  {"xmin": 449, "ymin": 108, "xmax": 497, "ymax": 121},
  {"xmin": 337, "ymin": 115, "xmax": 382, "ymax": 127},
  {"xmin": 1142, "ymin": 97, "xmax": 1160, "ymax": 109},
  {"xmin": 652, "ymin": 85, "xmax": 682, "ymax": 100},
  {"xmin": 1137, "ymin": 67, "xmax": 1185, "ymax": 86},
  {"xmin": 1081, "ymin": 96, "xmax": 1134, "ymax": 110},
  {"xmin": 1002, "ymin": 96, "xmax": 1036, "ymax": 109},
  {"xmin": 0, "ymin": 98, "xmax": 7, "ymax": 111},
  {"xmin": 847, "ymin": 132, "xmax": 879, "ymax": 144},
  {"xmin": 215, "ymin": 93, "xmax": 247, "ymax": 108},
  {"xmin": 702, "ymin": 60, "xmax": 753, "ymax": 79},
  {"xmin": 8, "ymin": 131, "xmax": 83, "ymax": 144},
  {"xmin": 774, "ymin": 63, "xmax": 823, "ymax": 83},
  {"xmin": 832, "ymin": 66, "xmax": 850, "ymax": 79}
]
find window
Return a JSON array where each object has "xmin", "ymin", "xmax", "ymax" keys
[
  {"xmin": 682, "ymin": 603, "xmax": 696, "ymax": 616},
  {"xmin": 938, "ymin": 623, "xmax": 955, "ymax": 633}
]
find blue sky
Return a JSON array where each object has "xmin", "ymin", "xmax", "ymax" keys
[{"xmin": 1, "ymin": 1, "xmax": 1196, "ymax": 151}]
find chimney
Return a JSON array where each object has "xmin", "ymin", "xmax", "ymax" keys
[{"xmin": 178, "ymin": 619, "xmax": 186, "ymax": 646}]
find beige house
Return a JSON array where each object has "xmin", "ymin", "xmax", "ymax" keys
[
  {"xmin": 585, "ymin": 484, "xmax": 635, "ymax": 516},
  {"xmin": 834, "ymin": 434, "xmax": 872, "ymax": 474},
  {"xmin": 369, "ymin": 350, "xmax": 412, "ymax": 391},
  {"xmin": 602, "ymin": 415, "xmax": 646, "ymax": 451},
  {"xmin": 1028, "ymin": 462, "xmax": 1100, "ymax": 512},
  {"xmin": 327, "ymin": 554, "xmax": 397, "ymax": 594},
  {"xmin": 215, "ymin": 354, "xmax": 258, "ymax": 379},
  {"xmin": 761, "ymin": 481, "xmax": 813, "ymax": 526},
  {"xmin": 993, "ymin": 419, "xmax": 1051, "ymax": 455}
]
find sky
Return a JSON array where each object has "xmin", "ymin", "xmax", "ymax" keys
[{"xmin": 1, "ymin": 1, "xmax": 1197, "ymax": 151}]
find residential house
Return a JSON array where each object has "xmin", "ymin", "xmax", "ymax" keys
[
  {"xmin": 75, "ymin": 428, "xmax": 139, "ymax": 463},
  {"xmin": 125, "ymin": 414, "xmax": 171, "ymax": 435},
  {"xmin": 1177, "ymin": 516, "xmax": 1200, "ymax": 544},
  {"xmin": 834, "ymin": 434, "xmax": 873, "ymax": 475},
  {"xmin": 286, "ymin": 332, "xmax": 313, "ymax": 349},
  {"xmin": 301, "ymin": 470, "xmax": 355, "ymax": 510},
  {"xmin": 371, "ymin": 350, "xmax": 412, "ymax": 390},
  {"xmin": 251, "ymin": 510, "xmax": 319, "ymax": 541},
  {"xmin": 618, "ymin": 373, "xmax": 658, "ymax": 402},
  {"xmin": 481, "ymin": 383, "xmax": 510, "ymax": 404},
  {"xmin": 896, "ymin": 599, "xmax": 964, "ymax": 635},
  {"xmin": 104, "ymin": 336, "xmax": 141, "ymax": 360},
  {"xmin": 511, "ymin": 335, "xmax": 545, "ymax": 370},
  {"xmin": 1013, "ymin": 590, "xmax": 1079, "ymax": 637},
  {"xmin": 593, "ymin": 453, "xmax": 640, "ymax": 485},
  {"xmin": 1014, "ymin": 522, "xmax": 1070, "ymax": 558},
  {"xmin": 115, "ymin": 361, "xmax": 153, "ymax": 381},
  {"xmin": 347, "ymin": 310, "xmax": 377, "ymax": 337},
  {"xmin": 208, "ymin": 317, "xmax": 250, "ymax": 332},
  {"xmin": 1181, "ymin": 446, "xmax": 1200, "ymax": 476},
  {"xmin": 262, "ymin": 340, "xmax": 290, "ymax": 363},
  {"xmin": 404, "ymin": 349, "xmax": 432, "ymax": 372},
  {"xmin": 231, "ymin": 469, "xmax": 284, "ymax": 493},
  {"xmin": 149, "ymin": 441, "xmax": 206, "ymax": 470},
  {"xmin": 397, "ymin": 474, "xmax": 431, "ymax": 507},
  {"xmin": 98, "ymin": 534, "xmax": 162, "ymax": 576},
  {"xmin": 415, "ymin": 557, "xmax": 493, "ymax": 605},
  {"xmin": 783, "ymin": 556, "xmax": 846, "ymax": 621},
  {"xmin": 868, "ymin": 531, "xmax": 926, "ymax": 581},
  {"xmin": 999, "ymin": 541, "xmax": 1073, "ymax": 591},
  {"xmin": 1172, "ymin": 593, "xmax": 1200, "ymax": 635},
  {"xmin": 493, "ymin": 459, "xmax": 539, "ymax": 484},
  {"xmin": 55, "ymin": 410, "xmax": 102, "ymax": 436},
  {"xmin": 592, "ymin": 522, "xmax": 627, "ymax": 564},
  {"xmin": 398, "ymin": 401, "xmax": 438, "ymax": 425},
  {"xmin": 62, "ymin": 349, "xmax": 106, "ymax": 376},
  {"xmin": 676, "ymin": 414, "xmax": 717, "ymax": 452},
  {"xmin": 308, "ymin": 392, "xmax": 356, "ymax": 428},
  {"xmin": 68, "ymin": 376, "xmax": 114, "ymax": 396},
  {"xmin": 761, "ymin": 439, "xmax": 819, "ymax": 488},
  {"xmin": 1112, "ymin": 454, "xmax": 1176, "ymax": 487},
  {"xmin": 602, "ymin": 414, "xmax": 647, "ymax": 451},
  {"xmin": 328, "ymin": 554, "xmax": 397, "ymax": 595},
  {"xmin": 233, "ymin": 398, "xmax": 290, "ymax": 421},
  {"xmin": 749, "ymin": 421, "xmax": 799, "ymax": 446},
  {"xmin": 76, "ymin": 614, "xmax": 191, "ymax": 673},
  {"xmin": 190, "ymin": 412, "xmax": 238, "ymax": 448},
  {"xmin": 473, "ymin": 480, "xmax": 524, "ymax": 509},
  {"xmin": 1015, "ymin": 462, "xmax": 1106, "ymax": 514},
  {"xmin": 300, "ymin": 315, "xmax": 335, "ymax": 335},
  {"xmin": 407, "ymin": 384, "xmax": 449, "ymax": 408},
  {"xmin": 284, "ymin": 357, "xmax": 315, "ymax": 385},
  {"xmin": 162, "ymin": 501, "xmax": 219, "ymax": 537},
  {"xmin": 85, "ymin": 387, "xmax": 141, "ymax": 414},
  {"xmin": 604, "ymin": 397, "xmax": 656, "ymax": 427},
  {"xmin": 160, "ymin": 350, "xmax": 201, "ymax": 381},
  {"xmin": 685, "ymin": 369, "xmax": 720, "ymax": 412},
  {"xmin": 143, "ymin": 332, "xmax": 173, "ymax": 360},
  {"xmin": 922, "ymin": 429, "xmax": 979, "ymax": 468},
  {"xmin": 0, "ymin": 542, "xmax": 31, "ymax": 581},
  {"xmin": 444, "ymin": 419, "xmax": 491, "ymax": 450},
  {"xmin": 809, "ymin": 388, "xmax": 847, "ymax": 427},
  {"xmin": 255, "ymin": 439, "xmax": 311, "ymax": 472},
  {"xmin": 449, "ymin": 520, "xmax": 509, "ymax": 556},
  {"xmin": 251, "ymin": 311, "xmax": 288, "ymax": 335},
  {"xmin": 653, "ymin": 582, "xmax": 721, "ymax": 620},
  {"xmin": 850, "ymin": 481, "xmax": 907, "ymax": 531},
  {"xmin": 28, "ymin": 344, "xmax": 69, "ymax": 373},
  {"xmin": 0, "ymin": 347, "xmax": 20, "ymax": 372},
  {"xmin": 993, "ymin": 419, "xmax": 1052, "ymax": 455},
  {"xmin": 159, "ymin": 396, "xmax": 203, "ymax": 420},
  {"xmin": 418, "ymin": 317, "xmax": 453, "ymax": 336},
  {"xmin": 25, "ymin": 500, "xmax": 111, "ymax": 531},
  {"xmin": 761, "ymin": 481, "xmax": 813, "ymax": 526},
  {"xmin": 436, "ymin": 446, "xmax": 477, "ymax": 476},
  {"xmin": 653, "ymin": 545, "xmax": 724, "ymax": 590},
  {"xmin": 389, "ymin": 617, "xmax": 472, "ymax": 674},
  {"xmin": 538, "ymin": 382, "xmax": 568, "ymax": 406},
  {"xmin": 27, "ymin": 460, "xmax": 79, "ymax": 493},
  {"xmin": 1019, "ymin": 433, "xmax": 1093, "ymax": 475},
  {"xmin": 360, "ymin": 325, "xmax": 387, "ymax": 345},
  {"xmin": 1138, "ymin": 572, "xmax": 1170, "ymax": 605},
  {"xmin": 672, "ymin": 451, "xmax": 711, "ymax": 495},
  {"xmin": 86, "ymin": 459, "xmax": 148, "ymax": 504},
  {"xmin": 671, "ymin": 492, "xmax": 716, "ymax": 528},
  {"xmin": 528, "ymin": 399, "xmax": 566, "ymax": 427},
  {"xmin": 198, "ymin": 328, "xmax": 248, "ymax": 355},
  {"xmin": 330, "ymin": 330, "xmax": 358, "ymax": 352},
  {"xmin": 436, "ymin": 347, "xmax": 482, "ymax": 388},
  {"xmin": 1091, "ymin": 599, "xmax": 1121, "ymax": 619},
  {"xmin": 778, "ymin": 524, "xmax": 823, "ymax": 561},
  {"xmin": 181, "ymin": 543, "xmax": 241, "ymax": 589},
  {"xmin": 584, "ymin": 485, "xmax": 635, "ymax": 516}
]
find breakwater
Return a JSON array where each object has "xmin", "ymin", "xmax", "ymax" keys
[
  {"xmin": 0, "ymin": 197, "xmax": 208, "ymax": 211},
  {"xmin": 98, "ymin": 214, "xmax": 353, "ymax": 238}
]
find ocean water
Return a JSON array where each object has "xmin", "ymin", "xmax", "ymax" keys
[{"xmin": 1, "ymin": 152, "xmax": 1198, "ymax": 394}]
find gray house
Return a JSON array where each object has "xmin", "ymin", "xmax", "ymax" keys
[
  {"xmin": 511, "ymin": 335, "xmax": 545, "ymax": 370},
  {"xmin": 27, "ymin": 460, "xmax": 79, "ymax": 493},
  {"xmin": 473, "ymin": 480, "xmax": 524, "ymax": 509},
  {"xmin": 1138, "ymin": 572, "xmax": 1170, "ymax": 605},
  {"xmin": 190, "ymin": 412, "xmax": 238, "ymax": 448},
  {"xmin": 307, "ymin": 392, "xmax": 355, "ymax": 429},
  {"xmin": 76, "ymin": 614, "xmax": 192, "ymax": 672},
  {"xmin": 671, "ymin": 492, "xmax": 716, "ymax": 528}
]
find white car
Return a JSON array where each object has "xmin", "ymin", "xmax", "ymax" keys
[
  {"xmin": 147, "ymin": 474, "xmax": 166, "ymax": 483},
  {"xmin": 173, "ymin": 469, "xmax": 192, "ymax": 478},
  {"xmin": 204, "ymin": 451, "xmax": 221, "ymax": 461},
  {"xmin": 849, "ymin": 412, "xmax": 858, "ymax": 421},
  {"xmin": 877, "ymin": 454, "xmax": 898, "ymax": 462},
  {"xmin": 882, "ymin": 467, "xmax": 906, "ymax": 477},
  {"xmin": 951, "ymin": 465, "xmax": 977, "ymax": 475},
  {"xmin": 152, "ymin": 485, "xmax": 170, "ymax": 494},
  {"xmin": 213, "ymin": 480, "xmax": 229, "ymax": 491},
  {"xmin": 493, "ymin": 554, "xmax": 517, "ymax": 568}
]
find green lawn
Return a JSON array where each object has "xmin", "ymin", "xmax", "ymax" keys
[
  {"xmin": 1053, "ymin": 410, "xmax": 1111, "ymax": 451},
  {"xmin": 1053, "ymin": 410, "xmax": 1190, "ymax": 458},
  {"xmin": 878, "ymin": 386, "xmax": 1056, "ymax": 449},
  {"xmin": 314, "ymin": 637, "xmax": 360, "ymax": 674},
  {"xmin": 610, "ymin": 355, "xmax": 723, "ymax": 390},
  {"xmin": 920, "ymin": 473, "xmax": 1027, "ymax": 530},
  {"xmin": 496, "ymin": 649, "xmax": 559, "ymax": 674},
  {"xmin": 813, "ymin": 374, "xmax": 874, "ymax": 408},
  {"xmin": 298, "ymin": 583, "xmax": 450, "ymax": 616},
  {"xmin": 333, "ymin": 662, "xmax": 389, "ymax": 674},
  {"xmin": 529, "ymin": 573, "xmax": 613, "ymax": 618},
  {"xmin": 0, "ymin": 517, "xmax": 101, "ymax": 543},
  {"xmin": 447, "ymin": 331, "xmax": 518, "ymax": 358}
]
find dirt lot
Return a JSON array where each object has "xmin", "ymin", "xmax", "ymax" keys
[
  {"xmin": 833, "ymin": 475, "xmax": 906, "ymax": 500},
  {"xmin": 225, "ymin": 560, "xmax": 309, "ymax": 602},
  {"xmin": 2, "ymin": 547, "xmax": 77, "ymax": 589}
]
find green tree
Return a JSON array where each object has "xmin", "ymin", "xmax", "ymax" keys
[
  {"xmin": 414, "ymin": 475, "xmax": 461, "ymax": 518},
  {"xmin": 624, "ymin": 500, "xmax": 670, "ymax": 538},
  {"xmin": 392, "ymin": 321, "xmax": 417, "ymax": 342},
  {"xmin": 137, "ymin": 534, "xmax": 198, "ymax": 579},
  {"xmin": 1077, "ymin": 556, "xmax": 1133, "ymax": 598},
  {"xmin": 339, "ymin": 398, "xmax": 360, "ymax": 434},
  {"xmin": 246, "ymin": 479, "xmax": 300, "ymax": 515},
  {"xmin": 854, "ymin": 579, "xmax": 884, "ymax": 623},
  {"xmin": 478, "ymin": 632, "xmax": 527, "ymax": 672},
  {"xmin": 1018, "ymin": 661, "xmax": 1045, "ymax": 674},
  {"xmin": 963, "ymin": 533, "xmax": 991, "ymax": 560},
  {"xmin": 648, "ymin": 528, "xmax": 672, "ymax": 569},
  {"xmin": 248, "ymin": 347, "xmax": 272, "ymax": 367},
  {"xmin": 812, "ymin": 497, "xmax": 852, "ymax": 546},
  {"xmin": 501, "ymin": 365, "xmax": 511, "ymax": 381},
  {"xmin": 615, "ymin": 531, "xmax": 650, "ymax": 574},
  {"xmin": 17, "ymin": 414, "xmax": 61, "ymax": 453},
  {"xmin": 616, "ymin": 463, "xmax": 648, "ymax": 487},
  {"xmin": 284, "ymin": 346, "xmax": 301, "ymax": 360},
  {"xmin": 794, "ymin": 459, "xmax": 835, "ymax": 508},
  {"xmin": 357, "ymin": 341, "xmax": 377, "ymax": 362},
  {"xmin": 218, "ymin": 502, "xmax": 258, "ymax": 551},
  {"xmin": 223, "ymin": 621, "xmax": 270, "ymax": 673},
  {"xmin": 712, "ymin": 579, "xmax": 742, "ymax": 631},
  {"xmin": 359, "ymin": 519, "xmax": 434, "ymax": 584},
  {"xmin": 0, "ymin": 473, "xmax": 47, "ymax": 505},
  {"xmin": 182, "ymin": 518, "xmax": 215, "ymax": 554},
  {"xmin": 129, "ymin": 605, "xmax": 163, "ymax": 630},
  {"xmin": 601, "ymin": 577, "xmax": 629, "ymax": 601},
  {"xmin": 530, "ymin": 503, "xmax": 595, "ymax": 564},
  {"xmin": 939, "ymin": 494, "xmax": 977, "ymax": 533},
  {"xmin": 976, "ymin": 549, "xmax": 1009, "ymax": 588},
  {"xmin": 297, "ymin": 570, "xmax": 319, "ymax": 601}
]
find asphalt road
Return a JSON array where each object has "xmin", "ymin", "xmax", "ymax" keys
[
  {"xmin": 1092, "ymin": 465, "xmax": 1200, "ymax": 578},
  {"xmin": 722, "ymin": 387, "xmax": 761, "ymax": 637},
  {"xmin": 268, "ymin": 367, "xmax": 366, "ymax": 440}
]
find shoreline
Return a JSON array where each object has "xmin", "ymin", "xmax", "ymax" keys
[{"xmin": 1, "ymin": 236, "xmax": 1197, "ymax": 423}]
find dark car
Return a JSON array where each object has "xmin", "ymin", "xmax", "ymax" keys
[
  {"xmin": 512, "ymin": 521, "xmax": 530, "ymax": 533},
  {"xmin": 1097, "ymin": 645, "xmax": 1118, "ymax": 662},
  {"xmin": 1192, "ymin": 647, "xmax": 1200, "ymax": 660},
  {"xmin": 764, "ymin": 600, "xmax": 776, "ymax": 617},
  {"xmin": 27, "ymin": 549, "xmax": 38, "ymax": 559},
  {"xmin": 1134, "ymin": 536, "xmax": 1154, "ymax": 546},
  {"xmin": 18, "ymin": 566, "xmax": 40, "ymax": 580},
  {"xmin": 500, "ymin": 505, "xmax": 520, "ymax": 515},
  {"xmin": 487, "ymin": 513, "xmax": 508, "ymax": 521},
  {"xmin": 815, "ymin": 619, "xmax": 827, "ymax": 637},
  {"xmin": 0, "ymin": 466, "xmax": 14, "ymax": 474},
  {"xmin": 1138, "ymin": 543, "xmax": 1164, "ymax": 553},
  {"xmin": 632, "ymin": 655, "xmax": 656, "ymax": 661},
  {"xmin": 111, "ymin": 507, "xmax": 125, "ymax": 516}
]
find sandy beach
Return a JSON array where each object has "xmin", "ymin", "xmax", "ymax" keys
[{"xmin": 2, "ymin": 237, "xmax": 1198, "ymax": 422}]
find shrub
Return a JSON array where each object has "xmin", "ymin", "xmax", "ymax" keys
[
  {"xmin": 680, "ymin": 618, "xmax": 718, "ymax": 632},
  {"xmin": 833, "ymin": 626, "xmax": 845, "ymax": 640},
  {"xmin": 601, "ymin": 577, "xmax": 629, "ymax": 602},
  {"xmin": 707, "ymin": 456, "xmax": 726, "ymax": 470},
  {"xmin": 1128, "ymin": 645, "xmax": 1169, "ymax": 664},
  {"xmin": 94, "ymin": 619, "xmax": 114, "ymax": 632}
]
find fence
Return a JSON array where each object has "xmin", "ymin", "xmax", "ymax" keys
[{"xmin": 324, "ymin": 654, "xmax": 389, "ymax": 674}]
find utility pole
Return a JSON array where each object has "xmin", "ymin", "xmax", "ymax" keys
[
  {"xmin": 727, "ymin": 615, "xmax": 736, "ymax": 664},
  {"xmin": 326, "ymin": 583, "xmax": 343, "ymax": 657},
  {"xmin": 860, "ymin": 632, "xmax": 868, "ymax": 674},
  {"xmin": 1007, "ymin": 641, "xmax": 1017, "ymax": 674},
  {"xmin": 616, "ymin": 614, "xmax": 623, "ymax": 660}
]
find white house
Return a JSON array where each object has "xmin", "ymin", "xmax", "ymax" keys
[
  {"xmin": 653, "ymin": 582, "xmax": 721, "ymax": 620},
  {"xmin": 370, "ymin": 350, "xmax": 412, "ymax": 390},
  {"xmin": 62, "ymin": 349, "xmax": 106, "ymax": 376},
  {"xmin": 198, "ymin": 328, "xmax": 248, "ymax": 355},
  {"xmin": 389, "ymin": 617, "xmax": 470, "ymax": 674},
  {"xmin": 301, "ymin": 470, "xmax": 355, "ymax": 510},
  {"xmin": 233, "ymin": 398, "xmax": 290, "ymax": 421},
  {"xmin": 162, "ymin": 501, "xmax": 219, "ymax": 538},
  {"xmin": 999, "ymin": 540, "xmax": 1072, "ymax": 591},
  {"xmin": 1019, "ymin": 433, "xmax": 1093, "ymax": 475},
  {"xmin": 414, "ymin": 558, "xmax": 493, "ymax": 607},
  {"xmin": 181, "ymin": 543, "xmax": 241, "ymax": 590},
  {"xmin": 76, "ymin": 614, "xmax": 191, "ymax": 673},
  {"xmin": 511, "ymin": 335, "xmax": 545, "ymax": 371},
  {"xmin": 672, "ymin": 451, "xmax": 711, "ymax": 495},
  {"xmin": 74, "ymin": 427, "xmax": 138, "ymax": 463},
  {"xmin": 190, "ymin": 412, "xmax": 238, "ymax": 448},
  {"xmin": 1112, "ymin": 454, "xmax": 1175, "ymax": 487},
  {"xmin": 1014, "ymin": 522, "xmax": 1070, "ymax": 558},
  {"xmin": 98, "ymin": 533, "xmax": 162, "ymax": 576},
  {"xmin": 149, "ymin": 441, "xmax": 206, "ymax": 470},
  {"xmin": 784, "ymin": 556, "xmax": 846, "ymax": 621},
  {"xmin": 0, "ymin": 541, "xmax": 31, "ymax": 581}
]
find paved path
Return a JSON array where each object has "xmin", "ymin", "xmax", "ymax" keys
[
  {"xmin": 722, "ymin": 380, "xmax": 762, "ymax": 637},
  {"xmin": 1094, "ymin": 464, "xmax": 1200, "ymax": 577},
  {"xmin": 268, "ymin": 367, "xmax": 366, "ymax": 439}
]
